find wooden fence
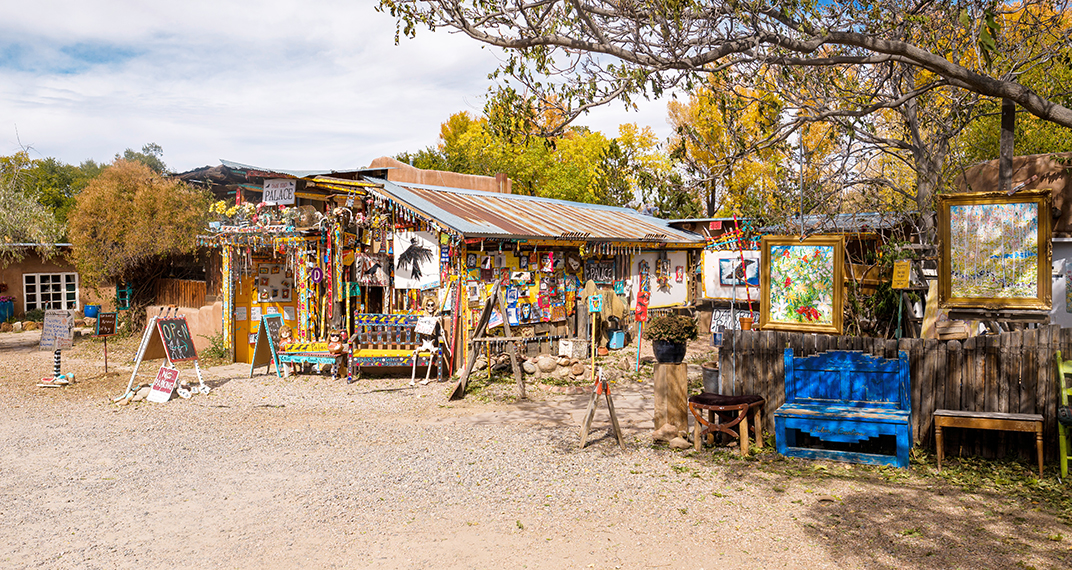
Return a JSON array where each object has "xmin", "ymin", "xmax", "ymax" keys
[
  {"xmin": 718, "ymin": 326, "xmax": 1067, "ymax": 461},
  {"xmin": 154, "ymin": 278, "xmax": 207, "ymax": 308}
]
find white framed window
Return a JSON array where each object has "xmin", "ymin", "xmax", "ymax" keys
[{"xmin": 23, "ymin": 273, "xmax": 79, "ymax": 312}]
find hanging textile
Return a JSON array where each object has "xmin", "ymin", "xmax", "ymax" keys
[
  {"xmin": 221, "ymin": 246, "xmax": 233, "ymax": 350},
  {"xmin": 297, "ymin": 246, "xmax": 310, "ymax": 341}
]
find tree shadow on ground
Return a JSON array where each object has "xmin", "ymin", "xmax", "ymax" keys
[{"xmin": 706, "ymin": 452, "xmax": 1071, "ymax": 569}]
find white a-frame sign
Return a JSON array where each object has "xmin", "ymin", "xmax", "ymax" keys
[{"xmin": 119, "ymin": 310, "xmax": 209, "ymax": 401}]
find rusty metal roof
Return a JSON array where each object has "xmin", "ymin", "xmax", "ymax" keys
[{"xmin": 366, "ymin": 177, "xmax": 704, "ymax": 245}]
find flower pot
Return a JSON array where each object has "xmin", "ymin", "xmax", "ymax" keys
[
  {"xmin": 652, "ymin": 339, "xmax": 687, "ymax": 363},
  {"xmin": 739, "ymin": 316, "xmax": 754, "ymax": 331}
]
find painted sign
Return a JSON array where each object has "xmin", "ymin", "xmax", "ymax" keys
[
  {"xmin": 588, "ymin": 294, "xmax": 603, "ymax": 313},
  {"xmin": 262, "ymin": 179, "xmax": 296, "ymax": 205},
  {"xmin": 95, "ymin": 312, "xmax": 118, "ymax": 337},
  {"xmin": 40, "ymin": 309, "xmax": 75, "ymax": 351},
  {"xmin": 583, "ymin": 260, "xmax": 615, "ymax": 284},
  {"xmin": 147, "ymin": 364, "xmax": 180, "ymax": 403},
  {"xmin": 891, "ymin": 260, "xmax": 911, "ymax": 290}
]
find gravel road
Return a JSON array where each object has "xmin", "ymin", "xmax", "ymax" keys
[{"xmin": 0, "ymin": 329, "xmax": 1069, "ymax": 569}]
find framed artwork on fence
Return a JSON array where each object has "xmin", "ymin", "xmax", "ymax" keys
[
  {"xmin": 760, "ymin": 235, "xmax": 844, "ymax": 334},
  {"xmin": 938, "ymin": 190, "xmax": 1052, "ymax": 310}
]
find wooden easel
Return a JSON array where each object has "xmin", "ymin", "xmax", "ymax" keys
[
  {"xmin": 579, "ymin": 366, "xmax": 624, "ymax": 450},
  {"xmin": 450, "ymin": 281, "xmax": 525, "ymax": 400}
]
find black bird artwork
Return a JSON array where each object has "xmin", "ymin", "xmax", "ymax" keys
[
  {"xmin": 397, "ymin": 237, "xmax": 434, "ymax": 281},
  {"xmin": 363, "ymin": 262, "xmax": 382, "ymax": 277}
]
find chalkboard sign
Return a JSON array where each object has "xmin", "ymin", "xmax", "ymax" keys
[
  {"xmin": 96, "ymin": 312, "xmax": 118, "ymax": 337},
  {"xmin": 156, "ymin": 317, "xmax": 198, "ymax": 362},
  {"xmin": 249, "ymin": 314, "xmax": 284, "ymax": 378},
  {"xmin": 584, "ymin": 260, "xmax": 615, "ymax": 284},
  {"xmin": 262, "ymin": 314, "xmax": 284, "ymax": 348}
]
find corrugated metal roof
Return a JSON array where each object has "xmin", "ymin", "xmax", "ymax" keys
[{"xmin": 366, "ymin": 177, "xmax": 704, "ymax": 245}]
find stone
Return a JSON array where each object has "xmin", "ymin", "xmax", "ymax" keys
[
  {"xmin": 570, "ymin": 363, "xmax": 585, "ymax": 376},
  {"xmin": 12, "ymin": 321, "xmax": 22, "ymax": 333},
  {"xmin": 0, "ymin": 322, "xmax": 11, "ymax": 333},
  {"xmin": 132, "ymin": 386, "xmax": 151, "ymax": 402},
  {"xmin": 83, "ymin": 317, "xmax": 96, "ymax": 328},
  {"xmin": 521, "ymin": 360, "xmax": 537, "ymax": 374},
  {"xmin": 536, "ymin": 356, "xmax": 557, "ymax": 373},
  {"xmin": 552, "ymin": 366, "xmax": 571, "ymax": 379},
  {"xmin": 557, "ymin": 356, "xmax": 571, "ymax": 367},
  {"xmin": 23, "ymin": 321, "xmax": 40, "ymax": 331},
  {"xmin": 474, "ymin": 356, "xmax": 488, "ymax": 371},
  {"xmin": 669, "ymin": 437, "xmax": 691, "ymax": 450},
  {"xmin": 652, "ymin": 423, "xmax": 679, "ymax": 443}
]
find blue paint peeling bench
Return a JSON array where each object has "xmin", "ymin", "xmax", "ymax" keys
[{"xmin": 775, "ymin": 348, "xmax": 912, "ymax": 468}]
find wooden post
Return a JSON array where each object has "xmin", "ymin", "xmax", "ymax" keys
[
  {"xmin": 590, "ymin": 311, "xmax": 598, "ymax": 384},
  {"xmin": 653, "ymin": 362, "xmax": 688, "ymax": 434}
]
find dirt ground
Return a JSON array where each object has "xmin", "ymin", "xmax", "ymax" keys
[{"xmin": 1, "ymin": 328, "xmax": 1070, "ymax": 569}]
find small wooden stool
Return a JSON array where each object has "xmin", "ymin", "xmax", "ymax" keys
[
  {"xmin": 934, "ymin": 409, "xmax": 1044, "ymax": 478},
  {"xmin": 688, "ymin": 393, "xmax": 765, "ymax": 455}
]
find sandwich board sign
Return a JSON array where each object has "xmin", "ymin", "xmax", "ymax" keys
[
  {"xmin": 121, "ymin": 313, "xmax": 208, "ymax": 400},
  {"xmin": 249, "ymin": 314, "xmax": 284, "ymax": 378}
]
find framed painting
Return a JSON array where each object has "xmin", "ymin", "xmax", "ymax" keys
[
  {"xmin": 760, "ymin": 235, "xmax": 844, "ymax": 334},
  {"xmin": 938, "ymin": 190, "xmax": 1052, "ymax": 310}
]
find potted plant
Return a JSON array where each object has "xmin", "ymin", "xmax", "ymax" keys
[{"xmin": 643, "ymin": 314, "xmax": 699, "ymax": 363}]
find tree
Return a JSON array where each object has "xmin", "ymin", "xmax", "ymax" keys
[
  {"xmin": 68, "ymin": 159, "xmax": 211, "ymax": 287},
  {"xmin": 0, "ymin": 151, "xmax": 65, "ymax": 266},
  {"xmin": 117, "ymin": 143, "xmax": 169, "ymax": 174},
  {"xmin": 379, "ymin": 1, "xmax": 1072, "ymax": 131}
]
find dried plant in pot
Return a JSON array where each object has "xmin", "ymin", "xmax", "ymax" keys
[{"xmin": 643, "ymin": 314, "xmax": 699, "ymax": 363}]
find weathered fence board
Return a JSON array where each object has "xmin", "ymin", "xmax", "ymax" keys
[
  {"xmin": 154, "ymin": 278, "xmax": 207, "ymax": 308},
  {"xmin": 720, "ymin": 325, "xmax": 1067, "ymax": 461}
]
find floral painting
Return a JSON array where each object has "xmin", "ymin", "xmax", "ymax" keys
[
  {"xmin": 949, "ymin": 202, "xmax": 1038, "ymax": 298},
  {"xmin": 770, "ymin": 245, "xmax": 835, "ymax": 324},
  {"xmin": 761, "ymin": 236, "xmax": 844, "ymax": 334}
]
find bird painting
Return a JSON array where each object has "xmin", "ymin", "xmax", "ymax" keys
[{"xmin": 397, "ymin": 236, "xmax": 433, "ymax": 281}]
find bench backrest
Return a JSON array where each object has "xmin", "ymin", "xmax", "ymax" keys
[
  {"xmin": 352, "ymin": 313, "xmax": 421, "ymax": 350},
  {"xmin": 784, "ymin": 348, "xmax": 909, "ymax": 411},
  {"xmin": 1057, "ymin": 351, "xmax": 1072, "ymax": 407}
]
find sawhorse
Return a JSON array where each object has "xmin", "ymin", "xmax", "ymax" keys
[{"xmin": 579, "ymin": 367, "xmax": 624, "ymax": 450}]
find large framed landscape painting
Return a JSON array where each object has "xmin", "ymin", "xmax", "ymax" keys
[
  {"xmin": 760, "ymin": 235, "xmax": 844, "ymax": 334},
  {"xmin": 938, "ymin": 190, "xmax": 1051, "ymax": 310}
]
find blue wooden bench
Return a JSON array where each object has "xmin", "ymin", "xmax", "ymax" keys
[{"xmin": 775, "ymin": 349, "xmax": 912, "ymax": 468}]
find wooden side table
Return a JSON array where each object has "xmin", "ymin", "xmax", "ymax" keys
[
  {"xmin": 934, "ymin": 409, "xmax": 1044, "ymax": 478},
  {"xmin": 688, "ymin": 393, "xmax": 765, "ymax": 455}
]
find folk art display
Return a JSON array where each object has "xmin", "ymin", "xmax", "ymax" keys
[
  {"xmin": 701, "ymin": 249, "xmax": 760, "ymax": 301},
  {"xmin": 937, "ymin": 190, "xmax": 1051, "ymax": 310},
  {"xmin": 760, "ymin": 235, "xmax": 844, "ymax": 334}
]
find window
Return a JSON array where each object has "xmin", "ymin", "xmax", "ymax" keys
[{"xmin": 23, "ymin": 273, "xmax": 79, "ymax": 312}]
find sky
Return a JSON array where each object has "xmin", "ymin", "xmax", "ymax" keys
[{"xmin": 0, "ymin": 1, "xmax": 674, "ymax": 174}]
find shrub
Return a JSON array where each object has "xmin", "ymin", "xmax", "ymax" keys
[{"xmin": 643, "ymin": 314, "xmax": 699, "ymax": 344}]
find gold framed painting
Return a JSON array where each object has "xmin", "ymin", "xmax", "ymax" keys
[
  {"xmin": 760, "ymin": 235, "xmax": 845, "ymax": 334},
  {"xmin": 938, "ymin": 190, "xmax": 1052, "ymax": 310}
]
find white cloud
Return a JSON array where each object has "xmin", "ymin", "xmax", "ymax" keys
[{"xmin": 0, "ymin": 0, "xmax": 672, "ymax": 172}]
